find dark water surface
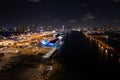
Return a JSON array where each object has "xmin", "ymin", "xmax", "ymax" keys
[{"xmin": 59, "ymin": 31, "xmax": 120, "ymax": 80}]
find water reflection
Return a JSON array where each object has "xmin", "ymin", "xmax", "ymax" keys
[
  {"xmin": 97, "ymin": 44, "xmax": 105, "ymax": 64},
  {"xmin": 105, "ymin": 49, "xmax": 108, "ymax": 61},
  {"xmin": 110, "ymin": 53, "xmax": 113, "ymax": 57},
  {"xmin": 105, "ymin": 49, "xmax": 108, "ymax": 54},
  {"xmin": 97, "ymin": 43, "xmax": 120, "ymax": 65},
  {"xmin": 97, "ymin": 43, "xmax": 115, "ymax": 64}
]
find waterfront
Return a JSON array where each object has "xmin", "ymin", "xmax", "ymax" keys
[
  {"xmin": 0, "ymin": 31, "xmax": 64, "ymax": 80},
  {"xmin": 59, "ymin": 31, "xmax": 120, "ymax": 80}
]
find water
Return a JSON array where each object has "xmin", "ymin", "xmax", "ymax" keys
[{"xmin": 59, "ymin": 31, "xmax": 120, "ymax": 80}]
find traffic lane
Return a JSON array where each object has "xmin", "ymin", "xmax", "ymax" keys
[{"xmin": 60, "ymin": 31, "xmax": 120, "ymax": 80}]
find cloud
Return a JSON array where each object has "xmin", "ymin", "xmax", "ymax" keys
[
  {"xmin": 81, "ymin": 3, "xmax": 88, "ymax": 7},
  {"xmin": 81, "ymin": 13, "xmax": 95, "ymax": 21},
  {"xmin": 112, "ymin": 20, "xmax": 120, "ymax": 22},
  {"xmin": 53, "ymin": 20, "xmax": 59, "ymax": 23},
  {"xmin": 69, "ymin": 19, "xmax": 78, "ymax": 23},
  {"xmin": 28, "ymin": 0, "xmax": 40, "ymax": 3},
  {"xmin": 114, "ymin": 0, "xmax": 120, "ymax": 2}
]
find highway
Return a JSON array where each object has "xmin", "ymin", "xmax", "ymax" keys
[{"xmin": 59, "ymin": 31, "xmax": 120, "ymax": 80}]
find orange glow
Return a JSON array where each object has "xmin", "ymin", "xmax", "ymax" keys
[
  {"xmin": 101, "ymin": 46, "xmax": 104, "ymax": 49},
  {"xmin": 119, "ymin": 58, "xmax": 120, "ymax": 62},
  {"xmin": 105, "ymin": 49, "xmax": 108, "ymax": 53}
]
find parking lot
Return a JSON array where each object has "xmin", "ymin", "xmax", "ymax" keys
[{"xmin": 0, "ymin": 53, "xmax": 22, "ymax": 72}]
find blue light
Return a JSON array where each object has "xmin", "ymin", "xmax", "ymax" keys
[
  {"xmin": 38, "ymin": 40, "xmax": 49, "ymax": 47},
  {"xmin": 46, "ymin": 43, "xmax": 55, "ymax": 47}
]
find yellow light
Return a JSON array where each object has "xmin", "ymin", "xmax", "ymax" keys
[
  {"xmin": 101, "ymin": 46, "xmax": 104, "ymax": 49},
  {"xmin": 105, "ymin": 49, "xmax": 108, "ymax": 53}
]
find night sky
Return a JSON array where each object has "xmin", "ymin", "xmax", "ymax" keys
[{"xmin": 0, "ymin": 0, "xmax": 120, "ymax": 26}]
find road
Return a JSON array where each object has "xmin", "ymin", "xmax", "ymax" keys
[{"xmin": 59, "ymin": 31, "xmax": 120, "ymax": 80}]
